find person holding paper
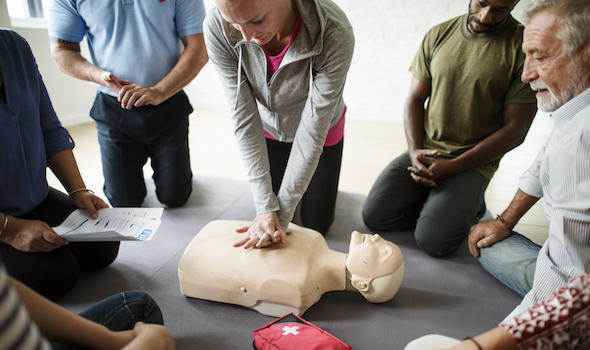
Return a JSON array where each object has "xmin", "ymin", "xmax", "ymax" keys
[{"xmin": 0, "ymin": 29, "xmax": 119, "ymax": 300}]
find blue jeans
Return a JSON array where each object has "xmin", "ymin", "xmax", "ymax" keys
[
  {"xmin": 478, "ymin": 232, "xmax": 541, "ymax": 296},
  {"xmin": 52, "ymin": 291, "xmax": 163, "ymax": 349},
  {"xmin": 90, "ymin": 91, "xmax": 193, "ymax": 208}
]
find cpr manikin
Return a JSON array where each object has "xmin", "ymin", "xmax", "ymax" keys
[{"xmin": 178, "ymin": 221, "xmax": 404, "ymax": 316}]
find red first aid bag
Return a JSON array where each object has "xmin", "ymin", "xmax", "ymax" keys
[{"xmin": 253, "ymin": 313, "xmax": 351, "ymax": 350}]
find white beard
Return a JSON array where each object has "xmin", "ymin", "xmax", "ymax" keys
[{"xmin": 530, "ymin": 59, "xmax": 590, "ymax": 112}]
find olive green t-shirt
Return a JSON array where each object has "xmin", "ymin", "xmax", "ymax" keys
[{"xmin": 409, "ymin": 14, "xmax": 536, "ymax": 179}]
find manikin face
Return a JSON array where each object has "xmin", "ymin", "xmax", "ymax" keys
[
  {"xmin": 346, "ymin": 232, "xmax": 402, "ymax": 291},
  {"xmin": 216, "ymin": 0, "xmax": 293, "ymax": 46},
  {"xmin": 521, "ymin": 10, "xmax": 588, "ymax": 112},
  {"xmin": 467, "ymin": 0, "xmax": 518, "ymax": 34}
]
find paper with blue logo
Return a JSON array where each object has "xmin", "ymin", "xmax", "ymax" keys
[{"xmin": 53, "ymin": 208, "xmax": 163, "ymax": 241}]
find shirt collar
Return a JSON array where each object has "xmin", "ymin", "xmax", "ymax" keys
[{"xmin": 550, "ymin": 87, "xmax": 590, "ymax": 122}]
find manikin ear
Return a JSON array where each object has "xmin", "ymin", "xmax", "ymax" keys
[
  {"xmin": 378, "ymin": 245, "xmax": 393, "ymax": 263},
  {"xmin": 351, "ymin": 278, "xmax": 370, "ymax": 292}
]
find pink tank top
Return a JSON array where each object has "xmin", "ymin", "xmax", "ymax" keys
[{"xmin": 262, "ymin": 16, "xmax": 345, "ymax": 147}]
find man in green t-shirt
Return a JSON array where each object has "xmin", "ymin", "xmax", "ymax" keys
[{"xmin": 362, "ymin": 0, "xmax": 537, "ymax": 257}]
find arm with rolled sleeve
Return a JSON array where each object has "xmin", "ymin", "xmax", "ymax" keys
[
  {"xmin": 34, "ymin": 33, "xmax": 107, "ymax": 218},
  {"xmin": 518, "ymin": 141, "xmax": 546, "ymax": 199},
  {"xmin": 50, "ymin": 0, "xmax": 208, "ymax": 108},
  {"xmin": 117, "ymin": 0, "xmax": 208, "ymax": 109},
  {"xmin": 0, "ymin": 31, "xmax": 105, "ymax": 252},
  {"xmin": 275, "ymin": 26, "xmax": 354, "ymax": 229},
  {"xmin": 10, "ymin": 21, "xmax": 75, "ymax": 158},
  {"xmin": 37, "ymin": 70, "xmax": 74, "ymax": 160},
  {"xmin": 48, "ymin": 0, "xmax": 106, "ymax": 89},
  {"xmin": 495, "ymin": 137, "xmax": 546, "ymax": 227},
  {"xmin": 468, "ymin": 142, "xmax": 544, "ymax": 257}
]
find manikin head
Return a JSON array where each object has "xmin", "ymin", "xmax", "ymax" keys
[
  {"xmin": 467, "ymin": 0, "xmax": 520, "ymax": 34},
  {"xmin": 521, "ymin": 0, "xmax": 590, "ymax": 112},
  {"xmin": 215, "ymin": 0, "xmax": 296, "ymax": 45},
  {"xmin": 346, "ymin": 231, "xmax": 404, "ymax": 303}
]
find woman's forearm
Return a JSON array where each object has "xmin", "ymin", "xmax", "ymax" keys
[{"xmin": 10, "ymin": 277, "xmax": 130, "ymax": 349}]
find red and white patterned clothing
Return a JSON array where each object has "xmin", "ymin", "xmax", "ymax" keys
[{"xmin": 500, "ymin": 272, "xmax": 590, "ymax": 349}]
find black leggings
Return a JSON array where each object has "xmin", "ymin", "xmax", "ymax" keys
[
  {"xmin": 0, "ymin": 188, "xmax": 120, "ymax": 300},
  {"xmin": 266, "ymin": 138, "xmax": 343, "ymax": 234}
]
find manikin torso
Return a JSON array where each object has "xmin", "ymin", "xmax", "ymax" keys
[{"xmin": 178, "ymin": 221, "xmax": 403, "ymax": 316}]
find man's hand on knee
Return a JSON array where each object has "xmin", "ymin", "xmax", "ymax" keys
[{"xmin": 468, "ymin": 220, "xmax": 510, "ymax": 258}]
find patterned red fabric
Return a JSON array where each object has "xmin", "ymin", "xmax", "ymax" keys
[{"xmin": 500, "ymin": 272, "xmax": 590, "ymax": 349}]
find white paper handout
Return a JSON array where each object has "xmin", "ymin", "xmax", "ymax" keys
[{"xmin": 53, "ymin": 208, "xmax": 163, "ymax": 241}]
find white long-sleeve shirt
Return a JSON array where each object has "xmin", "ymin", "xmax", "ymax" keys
[{"xmin": 507, "ymin": 87, "xmax": 590, "ymax": 320}]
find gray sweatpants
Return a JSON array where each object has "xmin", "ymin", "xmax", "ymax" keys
[{"xmin": 362, "ymin": 153, "xmax": 489, "ymax": 257}]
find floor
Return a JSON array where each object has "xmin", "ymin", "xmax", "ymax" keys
[{"xmin": 49, "ymin": 108, "xmax": 551, "ymax": 245}]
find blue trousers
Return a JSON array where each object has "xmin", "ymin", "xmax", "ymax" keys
[
  {"xmin": 478, "ymin": 232, "xmax": 541, "ymax": 296},
  {"xmin": 362, "ymin": 153, "xmax": 490, "ymax": 257},
  {"xmin": 90, "ymin": 91, "xmax": 193, "ymax": 208},
  {"xmin": 52, "ymin": 291, "xmax": 163, "ymax": 349}
]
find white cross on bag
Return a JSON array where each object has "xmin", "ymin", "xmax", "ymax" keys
[{"xmin": 282, "ymin": 326, "xmax": 300, "ymax": 335}]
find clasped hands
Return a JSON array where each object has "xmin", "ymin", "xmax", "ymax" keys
[
  {"xmin": 408, "ymin": 149, "xmax": 458, "ymax": 187},
  {"xmin": 233, "ymin": 212, "xmax": 287, "ymax": 249},
  {"xmin": 101, "ymin": 72, "xmax": 166, "ymax": 110},
  {"xmin": 1, "ymin": 191, "xmax": 107, "ymax": 253},
  {"xmin": 409, "ymin": 149, "xmax": 512, "ymax": 256}
]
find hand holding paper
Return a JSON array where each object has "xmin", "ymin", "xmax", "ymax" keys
[{"xmin": 53, "ymin": 208, "xmax": 163, "ymax": 242}]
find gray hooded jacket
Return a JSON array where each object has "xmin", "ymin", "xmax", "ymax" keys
[{"xmin": 204, "ymin": 0, "xmax": 354, "ymax": 229}]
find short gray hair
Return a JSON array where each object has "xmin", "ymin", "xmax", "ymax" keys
[{"xmin": 524, "ymin": 0, "xmax": 590, "ymax": 57}]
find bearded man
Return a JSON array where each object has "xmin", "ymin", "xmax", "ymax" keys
[
  {"xmin": 362, "ymin": 0, "xmax": 537, "ymax": 257},
  {"xmin": 468, "ymin": 0, "xmax": 590, "ymax": 318}
]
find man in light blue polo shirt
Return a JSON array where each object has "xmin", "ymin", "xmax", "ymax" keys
[{"xmin": 49, "ymin": 0, "xmax": 208, "ymax": 208}]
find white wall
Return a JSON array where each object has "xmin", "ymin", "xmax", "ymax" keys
[
  {"xmin": 1, "ymin": 0, "xmax": 96, "ymax": 126},
  {"xmin": 335, "ymin": 0, "xmax": 532, "ymax": 122},
  {"xmin": 2, "ymin": 0, "xmax": 533, "ymax": 125}
]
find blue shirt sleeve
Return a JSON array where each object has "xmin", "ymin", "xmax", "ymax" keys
[
  {"xmin": 48, "ymin": 0, "xmax": 87, "ymax": 42},
  {"xmin": 15, "ymin": 31, "xmax": 75, "ymax": 159},
  {"xmin": 13, "ymin": 30, "xmax": 74, "ymax": 160},
  {"xmin": 0, "ymin": 30, "xmax": 73, "ymax": 215},
  {"xmin": 175, "ymin": 0, "xmax": 206, "ymax": 37},
  {"xmin": 37, "ymin": 69, "xmax": 75, "ymax": 160}
]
